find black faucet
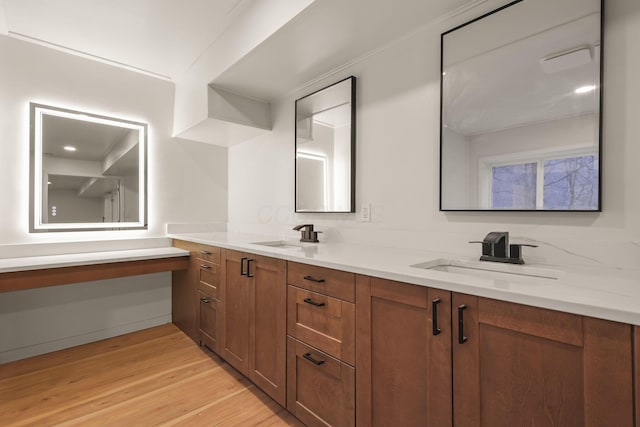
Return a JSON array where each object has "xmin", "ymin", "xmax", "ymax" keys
[
  {"xmin": 469, "ymin": 232, "xmax": 537, "ymax": 264},
  {"xmin": 293, "ymin": 224, "xmax": 321, "ymax": 243}
]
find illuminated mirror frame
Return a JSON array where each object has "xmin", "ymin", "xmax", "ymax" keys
[{"xmin": 29, "ymin": 103, "xmax": 148, "ymax": 232}]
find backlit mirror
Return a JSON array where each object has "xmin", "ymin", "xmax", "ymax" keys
[
  {"xmin": 295, "ymin": 76, "xmax": 356, "ymax": 213},
  {"xmin": 29, "ymin": 103, "xmax": 147, "ymax": 231},
  {"xmin": 440, "ymin": 0, "xmax": 602, "ymax": 211}
]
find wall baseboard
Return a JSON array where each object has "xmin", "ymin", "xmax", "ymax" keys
[{"xmin": 0, "ymin": 314, "xmax": 172, "ymax": 364}]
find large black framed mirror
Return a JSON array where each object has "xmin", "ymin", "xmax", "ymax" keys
[
  {"xmin": 29, "ymin": 103, "xmax": 148, "ymax": 232},
  {"xmin": 440, "ymin": 0, "xmax": 603, "ymax": 211},
  {"xmin": 295, "ymin": 76, "xmax": 356, "ymax": 213}
]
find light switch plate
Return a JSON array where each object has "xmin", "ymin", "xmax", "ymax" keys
[{"xmin": 360, "ymin": 203, "xmax": 371, "ymax": 222}]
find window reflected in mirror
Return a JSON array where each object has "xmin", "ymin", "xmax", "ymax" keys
[{"xmin": 29, "ymin": 103, "xmax": 147, "ymax": 231}]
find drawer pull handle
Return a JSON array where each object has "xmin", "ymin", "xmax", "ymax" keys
[
  {"xmin": 200, "ymin": 250, "xmax": 212, "ymax": 255},
  {"xmin": 303, "ymin": 298, "xmax": 325, "ymax": 307},
  {"xmin": 200, "ymin": 264, "xmax": 212, "ymax": 270},
  {"xmin": 432, "ymin": 298, "xmax": 441, "ymax": 336},
  {"xmin": 240, "ymin": 257, "xmax": 248, "ymax": 276},
  {"xmin": 200, "ymin": 297, "xmax": 211, "ymax": 304},
  {"xmin": 303, "ymin": 275, "xmax": 325, "ymax": 283},
  {"xmin": 303, "ymin": 352, "xmax": 325, "ymax": 366},
  {"xmin": 458, "ymin": 304, "xmax": 468, "ymax": 344}
]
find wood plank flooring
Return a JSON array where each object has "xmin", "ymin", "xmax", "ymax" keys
[{"xmin": 0, "ymin": 324, "xmax": 303, "ymax": 426}]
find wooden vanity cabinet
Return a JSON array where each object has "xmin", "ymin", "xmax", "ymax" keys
[
  {"xmin": 355, "ymin": 277, "xmax": 452, "ymax": 427},
  {"xmin": 286, "ymin": 262, "xmax": 356, "ymax": 426},
  {"xmin": 172, "ymin": 240, "xmax": 221, "ymax": 345},
  {"xmin": 356, "ymin": 277, "xmax": 635, "ymax": 427},
  {"xmin": 453, "ymin": 294, "xmax": 634, "ymax": 426},
  {"xmin": 220, "ymin": 249, "xmax": 286, "ymax": 406}
]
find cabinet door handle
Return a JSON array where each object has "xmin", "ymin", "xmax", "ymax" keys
[
  {"xmin": 200, "ymin": 250, "xmax": 212, "ymax": 255},
  {"xmin": 432, "ymin": 298, "xmax": 441, "ymax": 336},
  {"xmin": 200, "ymin": 264, "xmax": 211, "ymax": 270},
  {"xmin": 458, "ymin": 304, "xmax": 468, "ymax": 344},
  {"xmin": 303, "ymin": 298, "xmax": 325, "ymax": 307},
  {"xmin": 200, "ymin": 297, "xmax": 211, "ymax": 304},
  {"xmin": 303, "ymin": 275, "xmax": 325, "ymax": 283},
  {"xmin": 240, "ymin": 257, "xmax": 248, "ymax": 276},
  {"xmin": 303, "ymin": 352, "xmax": 325, "ymax": 366},
  {"xmin": 246, "ymin": 259, "xmax": 254, "ymax": 278}
]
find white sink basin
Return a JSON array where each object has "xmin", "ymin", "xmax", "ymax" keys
[
  {"xmin": 251, "ymin": 240, "xmax": 302, "ymax": 249},
  {"xmin": 412, "ymin": 259, "xmax": 559, "ymax": 283}
]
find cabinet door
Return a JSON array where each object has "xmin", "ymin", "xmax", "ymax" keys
[
  {"xmin": 356, "ymin": 276, "xmax": 452, "ymax": 427},
  {"xmin": 220, "ymin": 249, "xmax": 250, "ymax": 375},
  {"xmin": 247, "ymin": 255, "xmax": 286, "ymax": 406},
  {"xmin": 198, "ymin": 290, "xmax": 218, "ymax": 353},
  {"xmin": 453, "ymin": 294, "xmax": 634, "ymax": 427}
]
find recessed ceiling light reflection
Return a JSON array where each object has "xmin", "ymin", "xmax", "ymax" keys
[
  {"xmin": 575, "ymin": 85, "xmax": 596, "ymax": 94},
  {"xmin": 63, "ymin": 145, "xmax": 77, "ymax": 152}
]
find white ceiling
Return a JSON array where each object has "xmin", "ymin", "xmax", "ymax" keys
[
  {"xmin": 1, "ymin": 0, "xmax": 252, "ymax": 80},
  {"xmin": 212, "ymin": 0, "xmax": 475, "ymax": 101},
  {"xmin": 0, "ymin": 0, "xmax": 482, "ymax": 90}
]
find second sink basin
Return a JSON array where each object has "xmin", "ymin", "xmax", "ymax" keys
[
  {"xmin": 251, "ymin": 240, "xmax": 302, "ymax": 249},
  {"xmin": 412, "ymin": 258, "xmax": 559, "ymax": 283}
]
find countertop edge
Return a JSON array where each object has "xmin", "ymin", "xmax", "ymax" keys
[
  {"xmin": 169, "ymin": 232, "xmax": 640, "ymax": 326},
  {"xmin": 0, "ymin": 247, "xmax": 190, "ymax": 274}
]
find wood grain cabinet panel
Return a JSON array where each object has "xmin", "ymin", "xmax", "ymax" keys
[
  {"xmin": 287, "ymin": 337, "xmax": 355, "ymax": 427},
  {"xmin": 287, "ymin": 286, "xmax": 355, "ymax": 365},
  {"xmin": 172, "ymin": 240, "xmax": 221, "ymax": 347},
  {"xmin": 287, "ymin": 262, "xmax": 355, "ymax": 302},
  {"xmin": 356, "ymin": 276, "xmax": 452, "ymax": 427},
  {"xmin": 197, "ymin": 289, "xmax": 218, "ymax": 353},
  {"xmin": 356, "ymin": 276, "xmax": 634, "ymax": 427},
  {"xmin": 220, "ymin": 249, "xmax": 286, "ymax": 406},
  {"xmin": 453, "ymin": 293, "xmax": 634, "ymax": 427}
]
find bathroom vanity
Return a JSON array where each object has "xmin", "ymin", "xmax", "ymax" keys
[
  {"xmin": 170, "ymin": 232, "xmax": 640, "ymax": 427},
  {"xmin": 0, "ymin": 247, "xmax": 189, "ymax": 293}
]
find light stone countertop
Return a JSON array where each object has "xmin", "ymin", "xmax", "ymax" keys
[
  {"xmin": 0, "ymin": 247, "xmax": 189, "ymax": 274},
  {"xmin": 170, "ymin": 231, "xmax": 640, "ymax": 326}
]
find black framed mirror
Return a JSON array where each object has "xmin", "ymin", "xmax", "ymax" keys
[
  {"xmin": 295, "ymin": 76, "xmax": 356, "ymax": 213},
  {"xmin": 29, "ymin": 103, "xmax": 148, "ymax": 232},
  {"xmin": 440, "ymin": 0, "xmax": 603, "ymax": 211}
]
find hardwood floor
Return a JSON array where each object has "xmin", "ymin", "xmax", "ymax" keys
[{"xmin": 0, "ymin": 324, "xmax": 303, "ymax": 426}]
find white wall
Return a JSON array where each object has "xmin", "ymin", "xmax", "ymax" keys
[
  {"xmin": 228, "ymin": 0, "xmax": 640, "ymax": 272},
  {"xmin": 0, "ymin": 35, "xmax": 228, "ymax": 362}
]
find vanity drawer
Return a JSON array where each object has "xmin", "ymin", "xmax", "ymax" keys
[
  {"xmin": 287, "ymin": 286, "xmax": 355, "ymax": 365},
  {"xmin": 198, "ymin": 281, "xmax": 218, "ymax": 301},
  {"xmin": 287, "ymin": 262, "xmax": 355, "ymax": 303},
  {"xmin": 173, "ymin": 240, "xmax": 221, "ymax": 264},
  {"xmin": 198, "ymin": 290, "xmax": 219, "ymax": 354},
  {"xmin": 287, "ymin": 337, "xmax": 355, "ymax": 427},
  {"xmin": 198, "ymin": 260, "xmax": 218, "ymax": 288},
  {"xmin": 196, "ymin": 245, "xmax": 220, "ymax": 264}
]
